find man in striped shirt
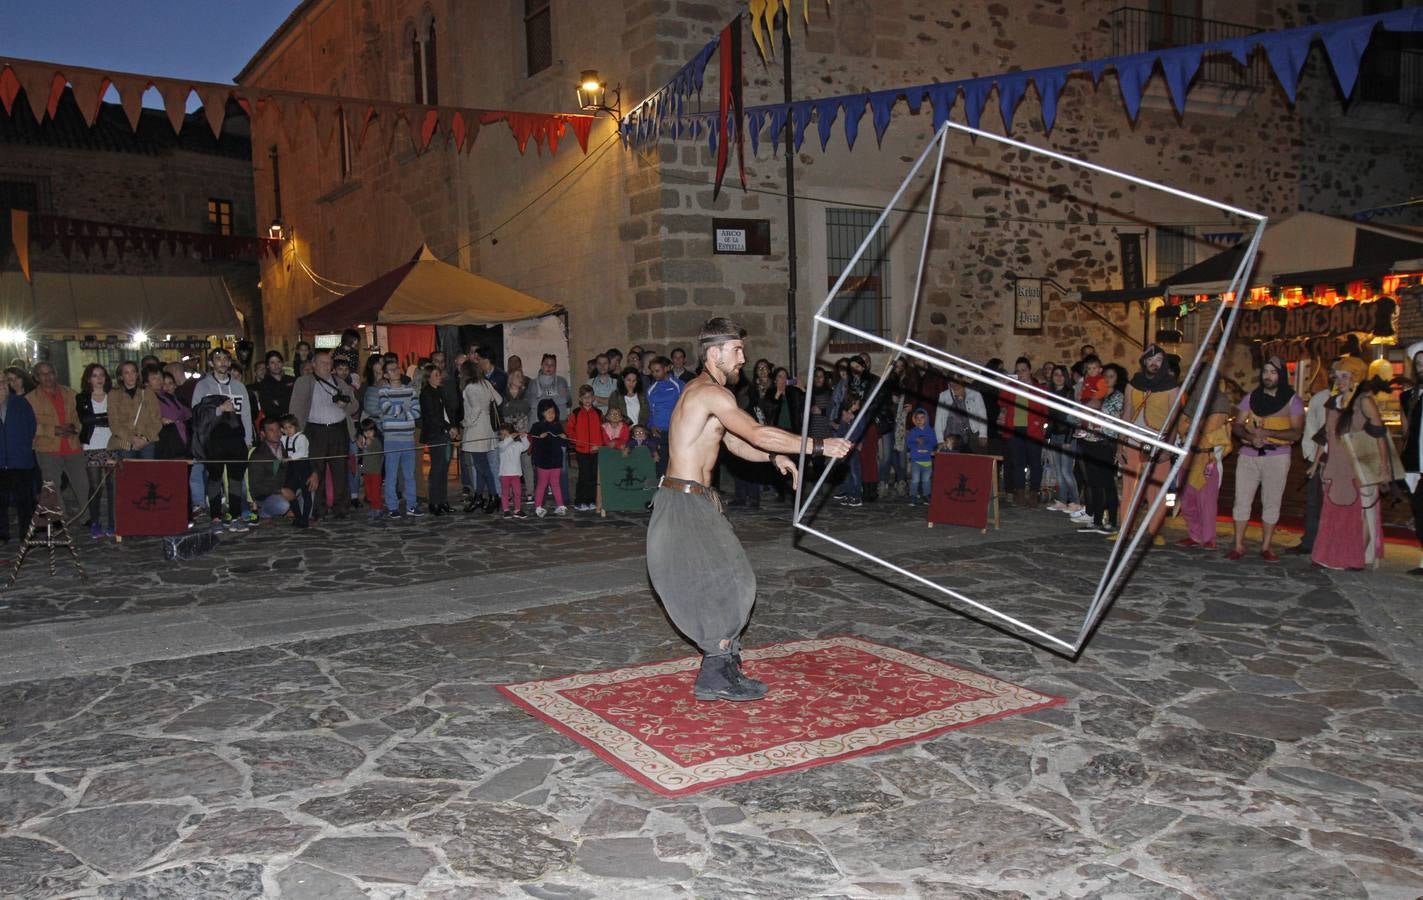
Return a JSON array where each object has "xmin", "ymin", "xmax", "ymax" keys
[{"xmin": 378, "ymin": 360, "xmax": 424, "ymax": 518}]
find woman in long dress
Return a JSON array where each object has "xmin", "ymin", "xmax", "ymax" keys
[
  {"xmin": 1176, "ymin": 378, "xmax": 1235, "ymax": 549},
  {"xmin": 1312, "ymin": 356, "xmax": 1391, "ymax": 571}
]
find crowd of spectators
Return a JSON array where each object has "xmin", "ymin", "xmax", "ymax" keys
[{"xmin": 0, "ymin": 330, "xmax": 1418, "ymax": 578}]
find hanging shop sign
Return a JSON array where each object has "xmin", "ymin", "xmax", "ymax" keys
[
  {"xmin": 1223, "ymin": 297, "xmax": 1398, "ymax": 365},
  {"xmin": 1013, "ymin": 278, "xmax": 1044, "ymax": 333},
  {"xmin": 1234, "ymin": 298, "xmax": 1395, "ymax": 343}
]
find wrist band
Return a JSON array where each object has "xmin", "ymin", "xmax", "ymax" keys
[{"xmin": 812, "ymin": 437, "xmax": 824, "ymax": 456}]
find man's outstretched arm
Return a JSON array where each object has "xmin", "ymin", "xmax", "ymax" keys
[
  {"xmin": 722, "ymin": 430, "xmax": 771, "ymax": 463},
  {"xmin": 708, "ymin": 388, "xmax": 850, "ymax": 458}
]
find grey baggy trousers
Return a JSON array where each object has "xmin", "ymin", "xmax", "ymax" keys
[{"xmin": 646, "ymin": 486, "xmax": 756, "ymax": 657}]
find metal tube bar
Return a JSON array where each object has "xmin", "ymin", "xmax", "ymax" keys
[
  {"xmin": 902, "ymin": 127, "xmax": 950, "ymax": 339},
  {"xmin": 1086, "ymin": 219, "xmax": 1268, "ymax": 624},
  {"xmin": 794, "ymin": 523, "xmax": 1078, "ymax": 653}
]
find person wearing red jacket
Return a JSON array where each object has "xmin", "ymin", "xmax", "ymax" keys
[
  {"xmin": 1003, "ymin": 356, "xmax": 1050, "ymax": 507},
  {"xmin": 566, "ymin": 385, "xmax": 606, "ymax": 511}
]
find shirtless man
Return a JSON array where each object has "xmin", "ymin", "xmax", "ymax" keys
[{"xmin": 647, "ymin": 316, "xmax": 852, "ymax": 701}]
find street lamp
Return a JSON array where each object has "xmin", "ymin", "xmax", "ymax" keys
[
  {"xmin": 576, "ymin": 70, "xmax": 620, "ymax": 118},
  {"xmin": 268, "ymin": 219, "xmax": 286, "ymax": 240}
]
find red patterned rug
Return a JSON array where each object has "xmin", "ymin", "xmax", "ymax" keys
[{"xmin": 497, "ymin": 635, "xmax": 1065, "ymax": 796}]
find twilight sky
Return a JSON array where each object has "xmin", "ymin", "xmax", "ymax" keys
[{"xmin": 0, "ymin": 0, "xmax": 300, "ymax": 85}]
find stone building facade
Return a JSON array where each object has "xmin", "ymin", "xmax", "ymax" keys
[
  {"xmin": 0, "ymin": 90, "xmax": 262, "ymax": 372},
  {"xmin": 241, "ymin": 0, "xmax": 1423, "ymax": 379}
]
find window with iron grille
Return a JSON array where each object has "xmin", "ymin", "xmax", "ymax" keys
[
  {"xmin": 0, "ymin": 180, "xmax": 39, "ymax": 212},
  {"xmin": 525, "ymin": 0, "xmax": 552, "ymax": 77},
  {"xmin": 207, "ymin": 198, "xmax": 233, "ymax": 236},
  {"xmin": 826, "ymin": 208, "xmax": 891, "ymax": 349},
  {"xmin": 1155, "ymin": 225, "xmax": 1195, "ymax": 281}
]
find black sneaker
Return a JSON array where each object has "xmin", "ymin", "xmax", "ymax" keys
[{"xmin": 406, "ymin": 507, "xmax": 426, "ymax": 518}]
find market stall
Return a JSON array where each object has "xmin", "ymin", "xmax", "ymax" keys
[{"xmin": 297, "ymin": 245, "xmax": 568, "ymax": 372}]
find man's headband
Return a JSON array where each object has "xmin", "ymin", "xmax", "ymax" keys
[{"xmin": 699, "ymin": 333, "xmax": 743, "ymax": 348}]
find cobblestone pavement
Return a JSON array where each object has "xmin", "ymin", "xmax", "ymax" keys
[{"xmin": 1, "ymin": 498, "xmax": 1422, "ymax": 898}]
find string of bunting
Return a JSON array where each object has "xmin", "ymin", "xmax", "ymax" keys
[
  {"xmin": 622, "ymin": 7, "xmax": 1423, "ymax": 157},
  {"xmin": 0, "ymin": 56, "xmax": 594, "ymax": 158},
  {"xmin": 622, "ymin": 37, "xmax": 720, "ymax": 148}
]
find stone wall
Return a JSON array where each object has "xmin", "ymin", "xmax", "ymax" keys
[
  {"xmin": 243, "ymin": 0, "xmax": 1423, "ymax": 383},
  {"xmin": 637, "ymin": 0, "xmax": 1423, "ymax": 382}
]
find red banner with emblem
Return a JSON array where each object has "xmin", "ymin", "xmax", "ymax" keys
[{"xmin": 115, "ymin": 460, "xmax": 190, "ymax": 537}]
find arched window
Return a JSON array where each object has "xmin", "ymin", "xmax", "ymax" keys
[{"xmin": 412, "ymin": 16, "xmax": 438, "ymax": 104}]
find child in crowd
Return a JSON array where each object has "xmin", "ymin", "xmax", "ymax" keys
[
  {"xmin": 566, "ymin": 384, "xmax": 606, "ymax": 512},
  {"xmin": 602, "ymin": 407, "xmax": 630, "ymax": 449},
  {"xmin": 355, "ymin": 418, "xmax": 384, "ymax": 520},
  {"xmin": 495, "ymin": 422, "xmax": 530, "ymax": 518},
  {"xmin": 278, "ymin": 414, "xmax": 315, "ymax": 528},
  {"xmin": 904, "ymin": 407, "xmax": 937, "ymax": 505},
  {"xmin": 627, "ymin": 424, "xmax": 654, "ymax": 455},
  {"xmin": 527, "ymin": 398, "xmax": 568, "ymax": 517},
  {"xmin": 832, "ymin": 398, "xmax": 865, "ymax": 507}
]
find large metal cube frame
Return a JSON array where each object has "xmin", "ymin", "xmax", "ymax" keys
[{"xmin": 792, "ymin": 119, "xmax": 1267, "ymax": 657}]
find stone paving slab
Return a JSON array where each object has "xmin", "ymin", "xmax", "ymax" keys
[{"xmin": 1, "ymin": 508, "xmax": 1421, "ymax": 898}]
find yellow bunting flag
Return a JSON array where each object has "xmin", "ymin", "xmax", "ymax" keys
[{"xmin": 748, "ymin": 0, "xmax": 829, "ymax": 60}]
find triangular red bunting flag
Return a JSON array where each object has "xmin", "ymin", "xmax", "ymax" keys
[
  {"xmin": 199, "ymin": 85, "xmax": 230, "ymax": 138},
  {"xmin": 67, "ymin": 72, "xmax": 111, "ymax": 126},
  {"xmin": 420, "ymin": 108, "xmax": 440, "ymax": 148},
  {"xmin": 112, "ymin": 74, "xmax": 150, "ymax": 131},
  {"xmin": 502, "ymin": 112, "xmax": 536, "ymax": 154},
  {"xmin": 156, "ymin": 79, "xmax": 193, "ymax": 134},
  {"xmin": 566, "ymin": 115, "xmax": 593, "ymax": 153},
  {"xmin": 0, "ymin": 66, "xmax": 20, "ymax": 115},
  {"xmin": 11, "ymin": 210, "xmax": 31, "ymax": 282},
  {"xmin": 450, "ymin": 111, "xmax": 467, "ymax": 151},
  {"xmin": 15, "ymin": 64, "xmax": 63, "ymax": 121},
  {"xmin": 546, "ymin": 119, "xmax": 564, "ymax": 155},
  {"xmin": 234, "ymin": 95, "xmax": 254, "ymax": 118}
]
